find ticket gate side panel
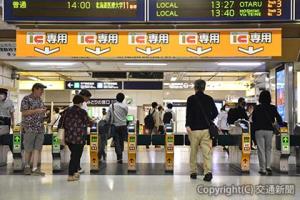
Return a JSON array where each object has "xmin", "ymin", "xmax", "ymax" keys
[{"xmin": 128, "ymin": 124, "xmax": 137, "ymax": 172}]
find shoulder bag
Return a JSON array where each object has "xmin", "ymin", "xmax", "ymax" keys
[
  {"xmin": 262, "ymin": 107, "xmax": 280, "ymax": 135},
  {"xmin": 107, "ymin": 103, "xmax": 116, "ymax": 139},
  {"xmin": 195, "ymin": 96, "xmax": 219, "ymax": 144}
]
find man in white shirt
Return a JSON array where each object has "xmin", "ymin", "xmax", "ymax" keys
[{"xmin": 106, "ymin": 93, "xmax": 128, "ymax": 163}]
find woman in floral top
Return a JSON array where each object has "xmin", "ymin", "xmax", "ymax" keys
[{"xmin": 59, "ymin": 95, "xmax": 89, "ymax": 182}]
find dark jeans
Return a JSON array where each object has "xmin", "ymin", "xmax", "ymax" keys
[
  {"xmin": 113, "ymin": 126, "xmax": 127, "ymax": 160},
  {"xmin": 250, "ymin": 123, "xmax": 256, "ymax": 146},
  {"xmin": 67, "ymin": 143, "xmax": 84, "ymax": 176},
  {"xmin": 98, "ymin": 133, "xmax": 107, "ymax": 160},
  {"xmin": 0, "ymin": 120, "xmax": 13, "ymax": 152}
]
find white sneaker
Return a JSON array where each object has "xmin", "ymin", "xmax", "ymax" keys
[{"xmin": 78, "ymin": 168, "xmax": 85, "ymax": 174}]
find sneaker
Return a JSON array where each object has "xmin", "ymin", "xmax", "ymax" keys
[
  {"xmin": 190, "ymin": 173, "xmax": 197, "ymax": 180},
  {"xmin": 266, "ymin": 168, "xmax": 272, "ymax": 175},
  {"xmin": 259, "ymin": 171, "xmax": 267, "ymax": 176},
  {"xmin": 31, "ymin": 169, "xmax": 45, "ymax": 176},
  {"xmin": 223, "ymin": 147, "xmax": 229, "ymax": 155},
  {"xmin": 24, "ymin": 166, "xmax": 31, "ymax": 175},
  {"xmin": 203, "ymin": 173, "xmax": 213, "ymax": 182},
  {"xmin": 67, "ymin": 175, "xmax": 79, "ymax": 182},
  {"xmin": 78, "ymin": 168, "xmax": 85, "ymax": 174},
  {"xmin": 74, "ymin": 172, "xmax": 80, "ymax": 179},
  {"xmin": 117, "ymin": 159, "xmax": 123, "ymax": 164}
]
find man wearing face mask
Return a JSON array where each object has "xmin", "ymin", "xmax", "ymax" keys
[
  {"xmin": 227, "ymin": 97, "xmax": 249, "ymax": 125},
  {"xmin": 0, "ymin": 88, "xmax": 15, "ymax": 153}
]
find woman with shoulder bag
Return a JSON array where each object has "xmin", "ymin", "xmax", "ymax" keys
[
  {"xmin": 58, "ymin": 95, "xmax": 90, "ymax": 182},
  {"xmin": 252, "ymin": 90, "xmax": 283, "ymax": 176}
]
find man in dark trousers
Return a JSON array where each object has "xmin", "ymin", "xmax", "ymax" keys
[
  {"xmin": 186, "ymin": 79, "xmax": 218, "ymax": 181},
  {"xmin": 227, "ymin": 97, "xmax": 249, "ymax": 125}
]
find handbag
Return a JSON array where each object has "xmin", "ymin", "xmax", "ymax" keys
[
  {"xmin": 262, "ymin": 107, "xmax": 281, "ymax": 135},
  {"xmin": 195, "ymin": 96, "xmax": 219, "ymax": 145},
  {"xmin": 58, "ymin": 108, "xmax": 69, "ymax": 145},
  {"xmin": 107, "ymin": 103, "xmax": 116, "ymax": 139}
]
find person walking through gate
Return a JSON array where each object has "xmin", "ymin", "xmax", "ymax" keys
[
  {"xmin": 252, "ymin": 90, "xmax": 283, "ymax": 176},
  {"xmin": 186, "ymin": 79, "xmax": 218, "ymax": 181}
]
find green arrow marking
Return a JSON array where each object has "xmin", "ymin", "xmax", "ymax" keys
[
  {"xmin": 53, "ymin": 137, "xmax": 59, "ymax": 143},
  {"xmin": 14, "ymin": 136, "xmax": 20, "ymax": 143},
  {"xmin": 283, "ymin": 137, "xmax": 289, "ymax": 143}
]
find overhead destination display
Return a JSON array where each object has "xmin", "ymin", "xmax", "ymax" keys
[
  {"xmin": 16, "ymin": 29, "xmax": 282, "ymax": 58},
  {"xmin": 4, "ymin": 0, "xmax": 145, "ymax": 22},
  {"xmin": 296, "ymin": 0, "xmax": 300, "ymax": 20},
  {"xmin": 148, "ymin": 0, "xmax": 292, "ymax": 21},
  {"xmin": 4, "ymin": 0, "xmax": 292, "ymax": 22}
]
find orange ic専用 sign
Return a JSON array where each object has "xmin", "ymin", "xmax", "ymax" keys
[{"xmin": 16, "ymin": 29, "xmax": 281, "ymax": 58}]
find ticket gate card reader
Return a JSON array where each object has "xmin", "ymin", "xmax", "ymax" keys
[
  {"xmin": 241, "ymin": 134, "xmax": 251, "ymax": 172},
  {"xmin": 13, "ymin": 133, "xmax": 23, "ymax": 171},
  {"xmin": 165, "ymin": 124, "xmax": 174, "ymax": 172},
  {"xmin": 52, "ymin": 133, "xmax": 62, "ymax": 172},
  {"xmin": 229, "ymin": 120, "xmax": 251, "ymax": 173},
  {"xmin": 272, "ymin": 126, "xmax": 290, "ymax": 173},
  {"xmin": 90, "ymin": 124, "xmax": 99, "ymax": 172},
  {"xmin": 128, "ymin": 124, "xmax": 137, "ymax": 172}
]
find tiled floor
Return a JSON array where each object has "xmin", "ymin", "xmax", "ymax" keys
[{"xmin": 0, "ymin": 144, "xmax": 299, "ymax": 199}]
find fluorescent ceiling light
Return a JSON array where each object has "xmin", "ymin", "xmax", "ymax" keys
[
  {"xmin": 28, "ymin": 76, "xmax": 40, "ymax": 81},
  {"xmin": 253, "ymin": 72, "xmax": 266, "ymax": 76},
  {"xmin": 170, "ymin": 76, "xmax": 177, "ymax": 82},
  {"xmin": 29, "ymin": 62, "xmax": 76, "ymax": 66},
  {"xmin": 124, "ymin": 63, "xmax": 168, "ymax": 66},
  {"xmin": 217, "ymin": 62, "xmax": 264, "ymax": 66}
]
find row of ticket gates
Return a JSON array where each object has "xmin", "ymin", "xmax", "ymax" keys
[{"xmin": 0, "ymin": 120, "xmax": 299, "ymax": 174}]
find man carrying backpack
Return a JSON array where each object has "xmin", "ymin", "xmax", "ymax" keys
[
  {"xmin": 163, "ymin": 103, "xmax": 176, "ymax": 125},
  {"xmin": 144, "ymin": 102, "xmax": 160, "ymax": 148}
]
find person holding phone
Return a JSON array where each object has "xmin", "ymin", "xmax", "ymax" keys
[{"xmin": 21, "ymin": 83, "xmax": 47, "ymax": 176}]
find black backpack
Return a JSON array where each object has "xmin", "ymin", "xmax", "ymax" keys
[
  {"xmin": 98, "ymin": 120, "xmax": 110, "ymax": 135},
  {"xmin": 144, "ymin": 110, "xmax": 155, "ymax": 129},
  {"xmin": 163, "ymin": 112, "xmax": 173, "ymax": 124}
]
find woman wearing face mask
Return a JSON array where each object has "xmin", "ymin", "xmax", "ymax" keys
[
  {"xmin": 58, "ymin": 95, "xmax": 90, "ymax": 182},
  {"xmin": 217, "ymin": 104, "xmax": 230, "ymax": 154},
  {"xmin": 0, "ymin": 88, "xmax": 15, "ymax": 153}
]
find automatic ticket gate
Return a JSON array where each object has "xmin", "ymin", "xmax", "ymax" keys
[
  {"xmin": 272, "ymin": 126, "xmax": 290, "ymax": 173},
  {"xmin": 52, "ymin": 132, "xmax": 62, "ymax": 172},
  {"xmin": 12, "ymin": 132, "xmax": 23, "ymax": 171},
  {"xmin": 90, "ymin": 123, "xmax": 99, "ymax": 172},
  {"xmin": 128, "ymin": 124, "xmax": 137, "ymax": 172},
  {"xmin": 228, "ymin": 120, "xmax": 251, "ymax": 173},
  {"xmin": 165, "ymin": 124, "xmax": 174, "ymax": 172}
]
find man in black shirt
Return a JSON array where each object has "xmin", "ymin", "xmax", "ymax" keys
[
  {"xmin": 227, "ymin": 97, "xmax": 249, "ymax": 125},
  {"xmin": 186, "ymin": 79, "xmax": 218, "ymax": 181}
]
